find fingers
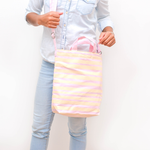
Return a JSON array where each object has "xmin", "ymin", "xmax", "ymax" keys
[
  {"xmin": 50, "ymin": 25, "xmax": 57, "ymax": 29},
  {"xmin": 46, "ymin": 11, "xmax": 63, "ymax": 28},
  {"xmin": 99, "ymin": 33, "xmax": 110, "ymax": 44},
  {"xmin": 58, "ymin": 12, "xmax": 63, "ymax": 15},
  {"xmin": 49, "ymin": 16, "xmax": 60, "ymax": 22},
  {"xmin": 106, "ymin": 39, "xmax": 116, "ymax": 47},
  {"xmin": 49, "ymin": 17, "xmax": 60, "ymax": 22},
  {"xmin": 102, "ymin": 34, "xmax": 114, "ymax": 45},
  {"xmin": 51, "ymin": 11, "xmax": 63, "ymax": 18},
  {"xmin": 50, "ymin": 21, "xmax": 59, "ymax": 26},
  {"xmin": 99, "ymin": 32, "xmax": 105, "ymax": 40},
  {"xmin": 48, "ymin": 24, "xmax": 57, "ymax": 28}
]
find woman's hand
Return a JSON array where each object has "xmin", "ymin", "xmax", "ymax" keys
[
  {"xmin": 37, "ymin": 11, "xmax": 63, "ymax": 28},
  {"xmin": 98, "ymin": 31, "xmax": 116, "ymax": 47}
]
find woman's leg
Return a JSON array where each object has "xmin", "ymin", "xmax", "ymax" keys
[
  {"xmin": 68, "ymin": 117, "xmax": 87, "ymax": 150},
  {"xmin": 30, "ymin": 59, "xmax": 55, "ymax": 150}
]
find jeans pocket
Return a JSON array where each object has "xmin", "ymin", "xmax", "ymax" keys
[{"xmin": 76, "ymin": 0, "xmax": 96, "ymax": 15}]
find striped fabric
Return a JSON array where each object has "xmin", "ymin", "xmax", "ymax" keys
[{"xmin": 52, "ymin": 48, "xmax": 102, "ymax": 117}]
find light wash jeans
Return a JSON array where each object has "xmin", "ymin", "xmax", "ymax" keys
[{"xmin": 30, "ymin": 59, "xmax": 87, "ymax": 150}]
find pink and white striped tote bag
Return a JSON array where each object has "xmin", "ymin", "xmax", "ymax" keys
[{"xmin": 50, "ymin": 0, "xmax": 102, "ymax": 117}]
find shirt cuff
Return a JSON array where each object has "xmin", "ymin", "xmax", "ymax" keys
[{"xmin": 97, "ymin": 16, "xmax": 114, "ymax": 32}]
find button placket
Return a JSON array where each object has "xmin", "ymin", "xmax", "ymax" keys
[{"xmin": 60, "ymin": 0, "xmax": 71, "ymax": 49}]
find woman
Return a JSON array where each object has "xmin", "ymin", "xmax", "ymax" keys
[{"xmin": 25, "ymin": 0, "xmax": 116, "ymax": 150}]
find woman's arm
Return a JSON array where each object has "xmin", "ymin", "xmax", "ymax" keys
[
  {"xmin": 26, "ymin": 13, "xmax": 40, "ymax": 26},
  {"xmin": 25, "ymin": 0, "xmax": 63, "ymax": 28},
  {"xmin": 26, "ymin": 12, "xmax": 63, "ymax": 28},
  {"xmin": 25, "ymin": 0, "xmax": 43, "ymax": 25},
  {"xmin": 96, "ymin": 0, "xmax": 116, "ymax": 47}
]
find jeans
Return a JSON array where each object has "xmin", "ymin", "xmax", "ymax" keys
[{"xmin": 30, "ymin": 59, "xmax": 87, "ymax": 150}]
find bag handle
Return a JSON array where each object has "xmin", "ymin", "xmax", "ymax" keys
[{"xmin": 70, "ymin": 36, "xmax": 97, "ymax": 53}]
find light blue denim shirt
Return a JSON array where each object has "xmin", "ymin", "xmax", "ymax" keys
[{"xmin": 25, "ymin": 0, "xmax": 114, "ymax": 64}]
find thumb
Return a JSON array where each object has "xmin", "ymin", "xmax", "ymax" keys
[
  {"xmin": 58, "ymin": 12, "xmax": 63, "ymax": 15},
  {"xmin": 99, "ymin": 32, "xmax": 106, "ymax": 44},
  {"xmin": 99, "ymin": 32, "xmax": 105, "ymax": 40}
]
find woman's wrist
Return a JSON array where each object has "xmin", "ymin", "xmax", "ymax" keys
[
  {"xmin": 102, "ymin": 27, "xmax": 114, "ymax": 35},
  {"xmin": 102, "ymin": 26, "xmax": 113, "ymax": 33},
  {"xmin": 105, "ymin": 31, "xmax": 114, "ymax": 35},
  {"xmin": 37, "ymin": 15, "xmax": 42, "ymax": 26}
]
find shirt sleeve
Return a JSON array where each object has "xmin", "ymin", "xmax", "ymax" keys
[
  {"xmin": 25, "ymin": 0, "xmax": 44, "ymax": 25},
  {"xmin": 96, "ymin": 0, "xmax": 114, "ymax": 32}
]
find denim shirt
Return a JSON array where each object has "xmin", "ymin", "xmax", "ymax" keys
[{"xmin": 25, "ymin": 0, "xmax": 114, "ymax": 64}]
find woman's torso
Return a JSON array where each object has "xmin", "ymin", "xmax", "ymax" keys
[{"xmin": 41, "ymin": 0, "xmax": 99, "ymax": 63}]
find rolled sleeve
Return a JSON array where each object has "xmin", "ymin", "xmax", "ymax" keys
[
  {"xmin": 96, "ymin": 0, "xmax": 114, "ymax": 32},
  {"xmin": 25, "ymin": 0, "xmax": 44, "ymax": 25}
]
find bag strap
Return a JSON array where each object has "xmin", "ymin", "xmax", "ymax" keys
[
  {"xmin": 50, "ymin": 0, "xmax": 102, "ymax": 54},
  {"xmin": 50, "ymin": 0, "xmax": 57, "ymax": 52}
]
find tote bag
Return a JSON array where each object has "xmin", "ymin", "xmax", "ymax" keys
[{"xmin": 50, "ymin": 0, "xmax": 103, "ymax": 117}]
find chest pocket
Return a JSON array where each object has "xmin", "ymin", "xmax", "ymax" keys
[
  {"xmin": 45, "ymin": 0, "xmax": 62, "ymax": 8},
  {"xmin": 76, "ymin": 0, "xmax": 96, "ymax": 15}
]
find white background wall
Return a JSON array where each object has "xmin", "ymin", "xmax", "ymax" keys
[{"xmin": 0, "ymin": 0, "xmax": 150, "ymax": 149}]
